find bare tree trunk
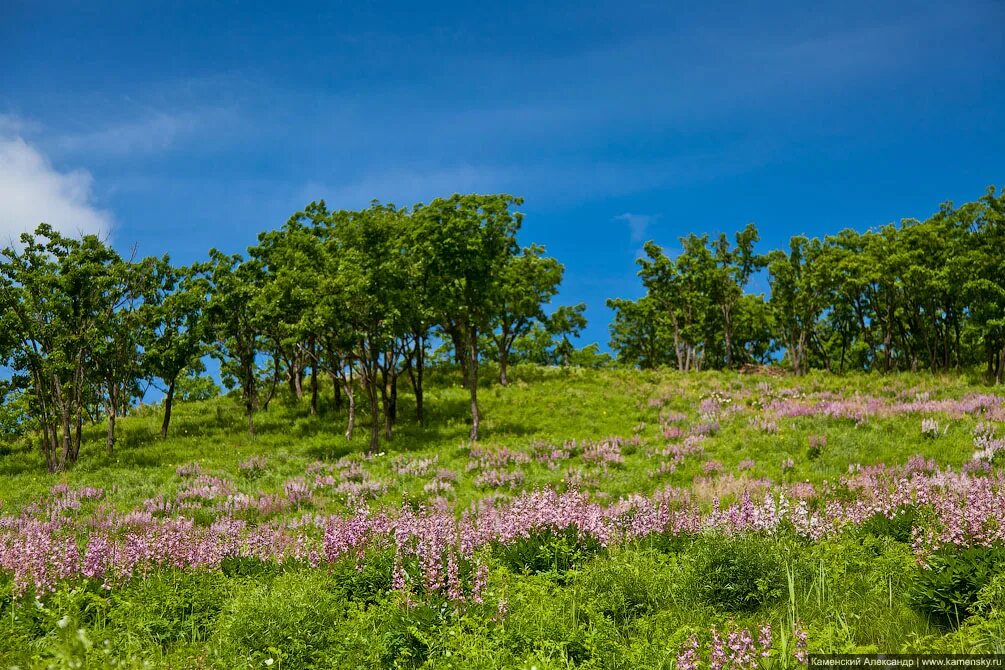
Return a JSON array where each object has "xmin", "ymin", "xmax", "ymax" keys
[
  {"xmin": 379, "ymin": 358, "xmax": 393, "ymax": 441},
  {"xmin": 468, "ymin": 329, "xmax": 480, "ymax": 442},
  {"xmin": 344, "ymin": 369, "xmax": 356, "ymax": 440},
  {"xmin": 262, "ymin": 355, "xmax": 280, "ymax": 411},
  {"xmin": 161, "ymin": 379, "xmax": 176, "ymax": 438},
  {"xmin": 883, "ymin": 311, "xmax": 894, "ymax": 372},
  {"xmin": 389, "ymin": 369, "xmax": 397, "ymax": 422},
  {"xmin": 997, "ymin": 344, "xmax": 1005, "ymax": 385},
  {"xmin": 246, "ymin": 390, "xmax": 256, "ymax": 436},
  {"xmin": 499, "ymin": 345, "xmax": 509, "ymax": 386},
  {"xmin": 310, "ymin": 361, "xmax": 318, "ymax": 416},
  {"xmin": 287, "ymin": 359, "xmax": 303, "ymax": 400},
  {"xmin": 448, "ymin": 324, "xmax": 469, "ymax": 387},
  {"xmin": 74, "ymin": 410, "xmax": 82, "ymax": 463},
  {"xmin": 367, "ymin": 366, "xmax": 380, "ymax": 454},
  {"xmin": 334, "ymin": 369, "xmax": 343, "ymax": 410},
  {"xmin": 59, "ymin": 412, "xmax": 71, "ymax": 470},
  {"xmin": 407, "ymin": 333, "xmax": 425, "ymax": 425},
  {"xmin": 106, "ymin": 383, "xmax": 117, "ymax": 453}
]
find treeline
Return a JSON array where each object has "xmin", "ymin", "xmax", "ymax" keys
[
  {"xmin": 609, "ymin": 187, "xmax": 1005, "ymax": 379},
  {"xmin": 0, "ymin": 194, "xmax": 590, "ymax": 471}
]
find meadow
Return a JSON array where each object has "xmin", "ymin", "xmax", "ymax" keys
[{"xmin": 1, "ymin": 366, "xmax": 1004, "ymax": 668}]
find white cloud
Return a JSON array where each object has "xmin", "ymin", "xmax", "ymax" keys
[
  {"xmin": 614, "ymin": 212, "xmax": 658, "ymax": 243},
  {"xmin": 0, "ymin": 130, "xmax": 112, "ymax": 244},
  {"xmin": 52, "ymin": 111, "xmax": 211, "ymax": 157}
]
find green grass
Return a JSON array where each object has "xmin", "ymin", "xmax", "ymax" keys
[{"xmin": 1, "ymin": 365, "xmax": 1003, "ymax": 667}]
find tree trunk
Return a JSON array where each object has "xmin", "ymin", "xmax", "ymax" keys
[
  {"xmin": 377, "ymin": 359, "xmax": 391, "ymax": 441},
  {"xmin": 883, "ymin": 311, "xmax": 894, "ymax": 372},
  {"xmin": 389, "ymin": 370, "xmax": 397, "ymax": 422},
  {"xmin": 722, "ymin": 305, "xmax": 733, "ymax": 368},
  {"xmin": 468, "ymin": 328, "xmax": 480, "ymax": 442},
  {"xmin": 334, "ymin": 369, "xmax": 343, "ymax": 410},
  {"xmin": 106, "ymin": 383, "xmax": 117, "ymax": 453},
  {"xmin": 106, "ymin": 406, "xmax": 116, "ymax": 452},
  {"xmin": 997, "ymin": 343, "xmax": 1005, "ymax": 385},
  {"xmin": 499, "ymin": 344, "xmax": 509, "ymax": 386},
  {"xmin": 287, "ymin": 360, "xmax": 302, "ymax": 400},
  {"xmin": 367, "ymin": 366, "xmax": 380, "ymax": 454},
  {"xmin": 161, "ymin": 378, "xmax": 176, "ymax": 438},
  {"xmin": 310, "ymin": 362, "xmax": 318, "ymax": 416},
  {"xmin": 246, "ymin": 396, "xmax": 255, "ymax": 436},
  {"xmin": 408, "ymin": 333, "xmax": 425, "ymax": 425},
  {"xmin": 449, "ymin": 325, "xmax": 469, "ymax": 386},
  {"xmin": 72, "ymin": 410, "xmax": 82, "ymax": 465},
  {"xmin": 262, "ymin": 355, "xmax": 280, "ymax": 411},
  {"xmin": 380, "ymin": 369, "xmax": 393, "ymax": 441},
  {"xmin": 344, "ymin": 370, "xmax": 356, "ymax": 440}
]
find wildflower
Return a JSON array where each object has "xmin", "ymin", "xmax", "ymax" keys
[
  {"xmin": 794, "ymin": 625, "xmax": 808, "ymax": 663},
  {"xmin": 921, "ymin": 418, "xmax": 941, "ymax": 439},
  {"xmin": 675, "ymin": 635, "xmax": 699, "ymax": 670},
  {"xmin": 758, "ymin": 624, "xmax": 772, "ymax": 657}
]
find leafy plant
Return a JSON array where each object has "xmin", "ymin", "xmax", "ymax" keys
[
  {"xmin": 910, "ymin": 545, "xmax": 1005, "ymax": 628},
  {"xmin": 689, "ymin": 534, "xmax": 786, "ymax": 612}
]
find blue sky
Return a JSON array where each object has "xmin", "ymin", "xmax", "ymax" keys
[{"xmin": 1, "ymin": 0, "xmax": 1003, "ymax": 349}]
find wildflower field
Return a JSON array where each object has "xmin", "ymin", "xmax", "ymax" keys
[{"xmin": 2, "ymin": 366, "xmax": 1004, "ymax": 668}]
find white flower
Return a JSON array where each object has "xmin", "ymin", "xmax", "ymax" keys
[{"xmin": 264, "ymin": 659, "xmax": 274, "ymax": 667}]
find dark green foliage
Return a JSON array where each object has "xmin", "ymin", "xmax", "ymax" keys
[
  {"xmin": 861, "ymin": 507, "xmax": 919, "ymax": 544},
  {"xmin": 379, "ymin": 603, "xmax": 443, "ymax": 668},
  {"xmin": 0, "ymin": 387, "xmax": 29, "ymax": 443},
  {"xmin": 174, "ymin": 368, "xmax": 220, "ymax": 402},
  {"xmin": 689, "ymin": 534, "xmax": 785, "ymax": 612},
  {"xmin": 611, "ymin": 186, "xmax": 1005, "ymax": 380},
  {"xmin": 575, "ymin": 550, "xmax": 680, "ymax": 625},
  {"xmin": 213, "ymin": 571, "xmax": 357, "ymax": 668},
  {"xmin": 492, "ymin": 528, "xmax": 604, "ymax": 582},
  {"xmin": 327, "ymin": 550, "xmax": 395, "ymax": 604},
  {"xmin": 109, "ymin": 570, "xmax": 232, "ymax": 645},
  {"xmin": 910, "ymin": 545, "xmax": 1005, "ymax": 628}
]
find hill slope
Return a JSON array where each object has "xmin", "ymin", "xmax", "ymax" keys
[{"xmin": 1, "ymin": 366, "xmax": 1004, "ymax": 666}]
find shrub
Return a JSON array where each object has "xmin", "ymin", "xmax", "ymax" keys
[
  {"xmin": 108, "ymin": 569, "xmax": 232, "ymax": 646},
  {"xmin": 213, "ymin": 570, "xmax": 357, "ymax": 668},
  {"xmin": 910, "ymin": 545, "xmax": 1005, "ymax": 628},
  {"xmin": 378, "ymin": 602, "xmax": 442, "ymax": 668},
  {"xmin": 575, "ymin": 550, "xmax": 680, "ymax": 625},
  {"xmin": 493, "ymin": 528, "xmax": 603, "ymax": 582},
  {"xmin": 688, "ymin": 534, "xmax": 785, "ymax": 612},
  {"xmin": 860, "ymin": 506, "xmax": 919, "ymax": 544},
  {"xmin": 807, "ymin": 434, "xmax": 827, "ymax": 460}
]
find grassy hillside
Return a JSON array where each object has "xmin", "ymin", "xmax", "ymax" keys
[{"xmin": 1, "ymin": 366, "xmax": 1004, "ymax": 667}]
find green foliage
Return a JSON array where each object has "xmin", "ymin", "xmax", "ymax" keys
[
  {"xmin": 174, "ymin": 367, "xmax": 221, "ymax": 402},
  {"xmin": 688, "ymin": 534, "xmax": 786, "ymax": 612},
  {"xmin": 107, "ymin": 570, "xmax": 232, "ymax": 646},
  {"xmin": 1, "ymin": 364, "xmax": 1004, "ymax": 665},
  {"xmin": 575, "ymin": 549, "xmax": 683, "ymax": 625},
  {"xmin": 910, "ymin": 545, "xmax": 1005, "ymax": 628},
  {"xmin": 0, "ymin": 386, "xmax": 30, "ymax": 442},
  {"xmin": 493, "ymin": 528, "xmax": 604, "ymax": 582},
  {"xmin": 611, "ymin": 186, "xmax": 1005, "ymax": 380},
  {"xmin": 213, "ymin": 570, "xmax": 357, "ymax": 668},
  {"xmin": 860, "ymin": 507, "xmax": 919, "ymax": 544}
]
